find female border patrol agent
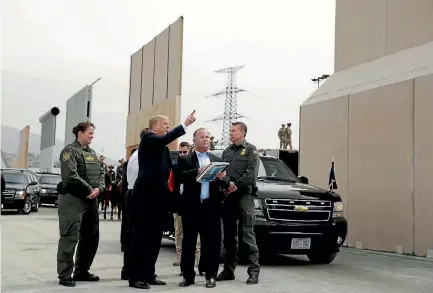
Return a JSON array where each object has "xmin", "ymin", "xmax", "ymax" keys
[{"xmin": 56, "ymin": 122, "xmax": 105, "ymax": 287}]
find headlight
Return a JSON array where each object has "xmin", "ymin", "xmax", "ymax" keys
[
  {"xmin": 253, "ymin": 198, "xmax": 264, "ymax": 216},
  {"xmin": 41, "ymin": 188, "xmax": 48, "ymax": 193},
  {"xmin": 15, "ymin": 190, "xmax": 25, "ymax": 199},
  {"xmin": 332, "ymin": 201, "xmax": 343, "ymax": 218}
]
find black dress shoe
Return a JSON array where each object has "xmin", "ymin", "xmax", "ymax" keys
[
  {"xmin": 73, "ymin": 271, "xmax": 100, "ymax": 281},
  {"xmin": 246, "ymin": 274, "xmax": 259, "ymax": 284},
  {"xmin": 148, "ymin": 277, "xmax": 166, "ymax": 285},
  {"xmin": 206, "ymin": 278, "xmax": 216, "ymax": 288},
  {"xmin": 215, "ymin": 271, "xmax": 235, "ymax": 281},
  {"xmin": 59, "ymin": 277, "xmax": 76, "ymax": 287},
  {"xmin": 179, "ymin": 278, "xmax": 195, "ymax": 287},
  {"xmin": 129, "ymin": 280, "xmax": 150, "ymax": 289}
]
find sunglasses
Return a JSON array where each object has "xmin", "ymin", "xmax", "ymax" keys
[{"xmin": 179, "ymin": 151, "xmax": 188, "ymax": 154}]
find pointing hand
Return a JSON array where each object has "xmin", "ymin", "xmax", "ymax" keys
[{"xmin": 184, "ymin": 110, "xmax": 196, "ymax": 126}]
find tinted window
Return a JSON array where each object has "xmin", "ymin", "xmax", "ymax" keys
[
  {"xmin": 210, "ymin": 150, "xmax": 297, "ymax": 181},
  {"xmin": 259, "ymin": 157, "xmax": 298, "ymax": 180},
  {"xmin": 3, "ymin": 173, "xmax": 26, "ymax": 184},
  {"xmin": 38, "ymin": 175, "xmax": 61, "ymax": 185}
]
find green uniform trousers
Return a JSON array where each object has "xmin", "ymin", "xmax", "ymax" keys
[
  {"xmin": 57, "ymin": 193, "xmax": 99, "ymax": 280},
  {"xmin": 222, "ymin": 193, "xmax": 260, "ymax": 275}
]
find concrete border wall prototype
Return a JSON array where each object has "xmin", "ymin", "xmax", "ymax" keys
[
  {"xmin": 13, "ymin": 126, "xmax": 30, "ymax": 168},
  {"xmin": 39, "ymin": 107, "xmax": 60, "ymax": 172},
  {"xmin": 64, "ymin": 85, "xmax": 93, "ymax": 146},
  {"xmin": 299, "ymin": 0, "xmax": 433, "ymax": 258},
  {"xmin": 125, "ymin": 16, "xmax": 184, "ymax": 158}
]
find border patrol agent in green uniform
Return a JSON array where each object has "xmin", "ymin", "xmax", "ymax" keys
[
  {"xmin": 216, "ymin": 121, "xmax": 260, "ymax": 285},
  {"xmin": 56, "ymin": 122, "xmax": 105, "ymax": 287}
]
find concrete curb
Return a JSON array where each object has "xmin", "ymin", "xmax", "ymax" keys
[{"xmin": 342, "ymin": 247, "xmax": 433, "ymax": 263}]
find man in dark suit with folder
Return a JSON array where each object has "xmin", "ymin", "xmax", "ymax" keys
[
  {"xmin": 128, "ymin": 112, "xmax": 196, "ymax": 289},
  {"xmin": 176, "ymin": 128, "xmax": 230, "ymax": 289}
]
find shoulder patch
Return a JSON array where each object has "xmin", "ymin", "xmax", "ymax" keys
[{"xmin": 62, "ymin": 152, "xmax": 70, "ymax": 161}]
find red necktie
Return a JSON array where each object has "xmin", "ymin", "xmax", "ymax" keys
[{"xmin": 168, "ymin": 169, "xmax": 175, "ymax": 192}]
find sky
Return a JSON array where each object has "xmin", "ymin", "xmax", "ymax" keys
[{"xmin": 1, "ymin": 0, "xmax": 335, "ymax": 159}]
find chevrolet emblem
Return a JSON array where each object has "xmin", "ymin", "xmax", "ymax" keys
[{"xmin": 294, "ymin": 205, "xmax": 308, "ymax": 212}]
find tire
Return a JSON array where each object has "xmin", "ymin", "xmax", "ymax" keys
[
  {"xmin": 307, "ymin": 252, "xmax": 337, "ymax": 264},
  {"xmin": 31, "ymin": 197, "xmax": 39, "ymax": 212},
  {"xmin": 19, "ymin": 199, "xmax": 32, "ymax": 215}
]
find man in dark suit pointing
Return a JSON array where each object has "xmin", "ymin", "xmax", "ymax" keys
[
  {"xmin": 177, "ymin": 128, "xmax": 230, "ymax": 288},
  {"xmin": 128, "ymin": 112, "xmax": 196, "ymax": 289}
]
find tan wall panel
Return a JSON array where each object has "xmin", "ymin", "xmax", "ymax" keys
[
  {"xmin": 167, "ymin": 17, "xmax": 183, "ymax": 101},
  {"xmin": 125, "ymin": 95, "xmax": 182, "ymax": 154},
  {"xmin": 414, "ymin": 74, "xmax": 433, "ymax": 256},
  {"xmin": 386, "ymin": 0, "xmax": 433, "ymax": 56},
  {"xmin": 334, "ymin": 0, "xmax": 387, "ymax": 71},
  {"xmin": 153, "ymin": 28, "xmax": 170, "ymax": 104},
  {"xmin": 129, "ymin": 48, "xmax": 143, "ymax": 115},
  {"xmin": 299, "ymin": 97, "xmax": 349, "ymax": 222},
  {"xmin": 14, "ymin": 125, "xmax": 30, "ymax": 168},
  {"xmin": 141, "ymin": 39, "xmax": 155, "ymax": 110},
  {"xmin": 347, "ymin": 80, "xmax": 414, "ymax": 253},
  {"xmin": 125, "ymin": 115, "xmax": 138, "ymax": 147}
]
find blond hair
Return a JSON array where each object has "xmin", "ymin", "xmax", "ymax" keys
[{"xmin": 148, "ymin": 115, "xmax": 168, "ymax": 129}]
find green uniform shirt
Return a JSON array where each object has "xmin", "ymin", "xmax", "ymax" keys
[
  {"xmin": 60, "ymin": 140, "xmax": 105, "ymax": 197},
  {"xmin": 221, "ymin": 140, "xmax": 259, "ymax": 190}
]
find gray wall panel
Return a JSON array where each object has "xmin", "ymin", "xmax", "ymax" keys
[{"xmin": 64, "ymin": 85, "xmax": 92, "ymax": 146}]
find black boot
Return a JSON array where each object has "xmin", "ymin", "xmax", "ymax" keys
[
  {"xmin": 59, "ymin": 277, "xmax": 76, "ymax": 287},
  {"xmin": 215, "ymin": 271, "xmax": 235, "ymax": 281},
  {"xmin": 246, "ymin": 274, "xmax": 259, "ymax": 285},
  {"xmin": 73, "ymin": 271, "xmax": 100, "ymax": 281}
]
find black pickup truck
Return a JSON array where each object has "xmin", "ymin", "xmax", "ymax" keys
[{"xmin": 167, "ymin": 150, "xmax": 347, "ymax": 264}]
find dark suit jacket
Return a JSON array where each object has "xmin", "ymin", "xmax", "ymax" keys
[
  {"xmin": 176, "ymin": 152, "xmax": 230, "ymax": 213},
  {"xmin": 131, "ymin": 125, "xmax": 186, "ymax": 210}
]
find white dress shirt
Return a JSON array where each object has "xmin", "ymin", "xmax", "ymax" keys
[{"xmin": 127, "ymin": 150, "xmax": 139, "ymax": 190}]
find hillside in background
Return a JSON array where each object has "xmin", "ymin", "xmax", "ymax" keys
[{"xmin": 1, "ymin": 125, "xmax": 118, "ymax": 167}]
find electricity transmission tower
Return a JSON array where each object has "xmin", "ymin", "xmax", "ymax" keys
[{"xmin": 207, "ymin": 65, "xmax": 247, "ymax": 148}]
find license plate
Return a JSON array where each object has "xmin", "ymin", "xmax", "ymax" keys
[{"xmin": 291, "ymin": 238, "xmax": 311, "ymax": 249}]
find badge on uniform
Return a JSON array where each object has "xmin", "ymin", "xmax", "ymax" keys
[
  {"xmin": 240, "ymin": 149, "xmax": 246, "ymax": 156},
  {"xmin": 84, "ymin": 155, "xmax": 96, "ymax": 163},
  {"xmin": 62, "ymin": 152, "xmax": 70, "ymax": 161}
]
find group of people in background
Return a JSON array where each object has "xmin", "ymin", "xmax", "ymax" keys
[
  {"xmin": 56, "ymin": 110, "xmax": 261, "ymax": 290},
  {"xmin": 98, "ymin": 156, "xmax": 125, "ymax": 220}
]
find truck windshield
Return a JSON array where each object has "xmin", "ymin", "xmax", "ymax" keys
[
  {"xmin": 38, "ymin": 175, "xmax": 61, "ymax": 185},
  {"xmin": 3, "ymin": 173, "xmax": 26, "ymax": 184},
  {"xmin": 257, "ymin": 157, "xmax": 298, "ymax": 182}
]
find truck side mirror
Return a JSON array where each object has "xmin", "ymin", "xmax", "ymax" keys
[{"xmin": 298, "ymin": 176, "xmax": 309, "ymax": 184}]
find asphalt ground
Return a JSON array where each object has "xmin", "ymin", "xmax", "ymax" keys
[{"xmin": 1, "ymin": 207, "xmax": 432, "ymax": 293}]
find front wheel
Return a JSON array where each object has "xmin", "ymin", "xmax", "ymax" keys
[
  {"xmin": 307, "ymin": 251, "xmax": 337, "ymax": 264},
  {"xmin": 31, "ymin": 197, "xmax": 39, "ymax": 212},
  {"xmin": 19, "ymin": 199, "xmax": 32, "ymax": 215}
]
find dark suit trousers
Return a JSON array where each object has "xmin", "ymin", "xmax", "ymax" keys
[
  {"xmin": 128, "ymin": 202, "xmax": 164, "ymax": 282},
  {"xmin": 122, "ymin": 190, "xmax": 132, "ymax": 274},
  {"xmin": 180, "ymin": 199, "xmax": 221, "ymax": 280}
]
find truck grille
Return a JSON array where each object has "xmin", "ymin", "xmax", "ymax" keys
[
  {"xmin": 3, "ymin": 190, "xmax": 15, "ymax": 198},
  {"xmin": 265, "ymin": 198, "xmax": 331, "ymax": 222}
]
